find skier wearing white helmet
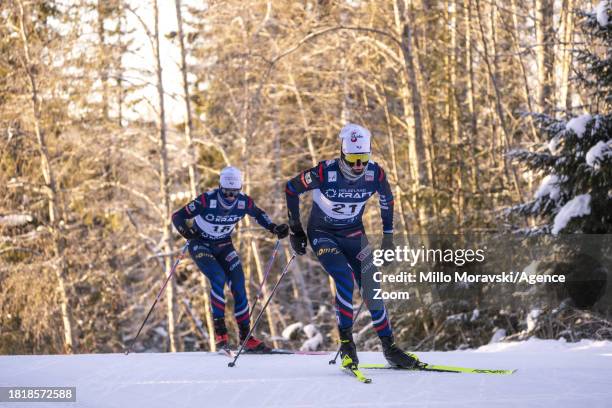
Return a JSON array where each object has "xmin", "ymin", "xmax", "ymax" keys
[
  {"xmin": 173, "ymin": 166, "xmax": 289, "ymax": 353},
  {"xmin": 285, "ymin": 123, "xmax": 419, "ymax": 370}
]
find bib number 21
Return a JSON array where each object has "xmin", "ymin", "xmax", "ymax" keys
[{"xmin": 331, "ymin": 203, "xmax": 358, "ymax": 214}]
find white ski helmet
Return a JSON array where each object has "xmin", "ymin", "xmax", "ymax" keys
[
  {"xmin": 339, "ymin": 123, "xmax": 371, "ymax": 154},
  {"xmin": 219, "ymin": 166, "xmax": 242, "ymax": 189}
]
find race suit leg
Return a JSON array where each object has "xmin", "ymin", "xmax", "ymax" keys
[
  {"xmin": 338, "ymin": 229, "xmax": 393, "ymax": 338},
  {"xmin": 189, "ymin": 240, "xmax": 228, "ymax": 320},
  {"xmin": 215, "ymin": 242, "xmax": 250, "ymax": 327},
  {"xmin": 308, "ymin": 228, "xmax": 356, "ymax": 331}
]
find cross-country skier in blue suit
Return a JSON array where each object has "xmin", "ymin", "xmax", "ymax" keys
[
  {"xmin": 172, "ymin": 166, "xmax": 289, "ymax": 353},
  {"xmin": 285, "ymin": 123, "xmax": 418, "ymax": 368}
]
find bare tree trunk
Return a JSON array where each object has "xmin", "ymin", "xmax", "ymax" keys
[
  {"xmin": 393, "ymin": 0, "xmax": 430, "ymax": 232},
  {"xmin": 412, "ymin": 0, "xmax": 436, "ymax": 202},
  {"xmin": 153, "ymin": 0, "xmax": 179, "ymax": 352},
  {"xmin": 535, "ymin": 0, "xmax": 555, "ymax": 114},
  {"xmin": 379, "ymin": 82, "xmax": 411, "ymax": 240},
  {"xmin": 510, "ymin": 0, "xmax": 539, "ymax": 142},
  {"xmin": 174, "ymin": 0, "xmax": 215, "ymax": 351},
  {"xmin": 286, "ymin": 70, "xmax": 317, "ymax": 166},
  {"xmin": 398, "ymin": 8, "xmax": 427, "ymax": 188},
  {"xmin": 391, "ymin": 2, "xmax": 420, "ymax": 230},
  {"xmin": 557, "ymin": 0, "xmax": 575, "ymax": 114},
  {"xmin": 17, "ymin": 0, "xmax": 77, "ymax": 354},
  {"xmin": 96, "ymin": 0, "xmax": 109, "ymax": 119},
  {"xmin": 174, "ymin": 0, "xmax": 198, "ymax": 197},
  {"xmin": 447, "ymin": 0, "xmax": 463, "ymax": 229},
  {"xmin": 117, "ymin": 6, "xmax": 127, "ymax": 127},
  {"xmin": 463, "ymin": 0, "xmax": 479, "ymax": 193},
  {"xmin": 475, "ymin": 0, "xmax": 522, "ymax": 200}
]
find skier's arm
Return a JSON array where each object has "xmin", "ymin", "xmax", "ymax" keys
[
  {"xmin": 246, "ymin": 197, "xmax": 290, "ymax": 239},
  {"xmin": 376, "ymin": 167, "xmax": 394, "ymax": 234},
  {"xmin": 245, "ymin": 197, "xmax": 274, "ymax": 232},
  {"xmin": 285, "ymin": 164, "xmax": 323, "ymax": 229},
  {"xmin": 171, "ymin": 195, "xmax": 204, "ymax": 240}
]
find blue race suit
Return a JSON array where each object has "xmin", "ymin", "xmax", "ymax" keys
[
  {"xmin": 285, "ymin": 159, "xmax": 394, "ymax": 336},
  {"xmin": 172, "ymin": 189, "xmax": 275, "ymax": 325}
]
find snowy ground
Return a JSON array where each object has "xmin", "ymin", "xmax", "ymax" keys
[{"xmin": 1, "ymin": 339, "xmax": 611, "ymax": 408}]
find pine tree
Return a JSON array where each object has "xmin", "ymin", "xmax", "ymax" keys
[{"xmin": 508, "ymin": 1, "xmax": 611, "ymax": 235}]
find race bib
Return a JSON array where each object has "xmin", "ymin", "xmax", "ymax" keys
[
  {"xmin": 313, "ymin": 190, "xmax": 366, "ymax": 220},
  {"xmin": 194, "ymin": 216, "xmax": 236, "ymax": 237}
]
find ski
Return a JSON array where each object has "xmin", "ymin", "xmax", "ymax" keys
[
  {"xmin": 263, "ymin": 349, "xmax": 329, "ymax": 355},
  {"xmin": 217, "ymin": 348, "xmax": 235, "ymax": 358},
  {"xmin": 342, "ymin": 365, "xmax": 372, "ymax": 383},
  {"xmin": 219, "ymin": 348, "xmax": 327, "ymax": 357},
  {"xmin": 359, "ymin": 363, "xmax": 516, "ymax": 375}
]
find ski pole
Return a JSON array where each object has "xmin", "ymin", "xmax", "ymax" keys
[
  {"xmin": 228, "ymin": 253, "xmax": 296, "ymax": 367},
  {"xmin": 125, "ymin": 243, "xmax": 189, "ymax": 355},
  {"xmin": 246, "ymin": 239, "xmax": 280, "ymax": 331},
  {"xmin": 255, "ymin": 239, "xmax": 281, "ymax": 300},
  {"xmin": 328, "ymin": 300, "xmax": 365, "ymax": 365}
]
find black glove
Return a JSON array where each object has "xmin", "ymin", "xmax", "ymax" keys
[
  {"xmin": 380, "ymin": 233, "xmax": 394, "ymax": 266},
  {"xmin": 184, "ymin": 226, "xmax": 201, "ymax": 240},
  {"xmin": 289, "ymin": 225, "xmax": 308, "ymax": 255},
  {"xmin": 271, "ymin": 223, "xmax": 289, "ymax": 239},
  {"xmin": 176, "ymin": 223, "xmax": 199, "ymax": 240},
  {"xmin": 381, "ymin": 233, "xmax": 394, "ymax": 251}
]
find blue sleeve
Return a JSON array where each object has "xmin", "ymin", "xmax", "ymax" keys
[
  {"xmin": 172, "ymin": 194, "xmax": 205, "ymax": 239},
  {"xmin": 285, "ymin": 163, "xmax": 323, "ymax": 229},
  {"xmin": 376, "ymin": 166, "xmax": 394, "ymax": 234},
  {"xmin": 245, "ymin": 196, "xmax": 274, "ymax": 232}
]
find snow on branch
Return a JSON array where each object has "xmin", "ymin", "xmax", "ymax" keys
[
  {"xmin": 585, "ymin": 140, "xmax": 612, "ymax": 169},
  {"xmin": 595, "ymin": 1, "xmax": 610, "ymax": 27},
  {"xmin": 551, "ymin": 194, "xmax": 592, "ymax": 235},
  {"xmin": 565, "ymin": 114, "xmax": 592, "ymax": 138},
  {"xmin": 535, "ymin": 175, "xmax": 562, "ymax": 201}
]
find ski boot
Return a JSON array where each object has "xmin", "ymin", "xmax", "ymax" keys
[
  {"xmin": 214, "ymin": 318, "xmax": 231, "ymax": 354},
  {"xmin": 239, "ymin": 324, "xmax": 271, "ymax": 353},
  {"xmin": 339, "ymin": 327, "xmax": 359, "ymax": 369},
  {"xmin": 380, "ymin": 335, "xmax": 420, "ymax": 368}
]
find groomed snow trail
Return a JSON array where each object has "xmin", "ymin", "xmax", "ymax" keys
[{"xmin": 1, "ymin": 339, "xmax": 611, "ymax": 408}]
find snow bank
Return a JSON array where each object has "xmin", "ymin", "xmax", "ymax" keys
[
  {"xmin": 586, "ymin": 140, "xmax": 612, "ymax": 168},
  {"xmin": 475, "ymin": 337, "xmax": 612, "ymax": 353},
  {"xmin": 281, "ymin": 322, "xmax": 303, "ymax": 340},
  {"xmin": 300, "ymin": 332, "xmax": 323, "ymax": 351},
  {"xmin": 300, "ymin": 324, "xmax": 323, "ymax": 351},
  {"xmin": 551, "ymin": 194, "xmax": 591, "ymax": 235},
  {"xmin": 595, "ymin": 1, "xmax": 610, "ymax": 26},
  {"xmin": 526, "ymin": 309, "xmax": 541, "ymax": 332},
  {"xmin": 566, "ymin": 114, "xmax": 592, "ymax": 138},
  {"xmin": 488, "ymin": 328, "xmax": 506, "ymax": 344}
]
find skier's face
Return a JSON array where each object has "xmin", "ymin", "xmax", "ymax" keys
[
  {"xmin": 342, "ymin": 152, "xmax": 370, "ymax": 175},
  {"xmin": 351, "ymin": 160, "xmax": 366, "ymax": 174},
  {"xmin": 221, "ymin": 188, "xmax": 240, "ymax": 202}
]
